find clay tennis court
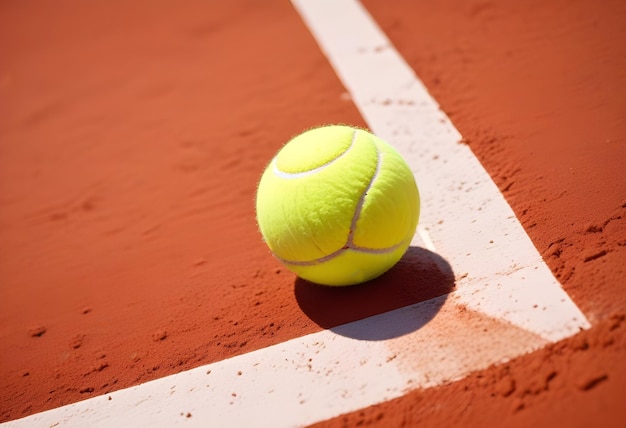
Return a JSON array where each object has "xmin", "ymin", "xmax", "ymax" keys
[{"xmin": 1, "ymin": 0, "xmax": 625, "ymax": 426}]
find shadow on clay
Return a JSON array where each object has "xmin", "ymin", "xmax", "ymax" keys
[{"xmin": 294, "ymin": 246, "xmax": 455, "ymax": 341}]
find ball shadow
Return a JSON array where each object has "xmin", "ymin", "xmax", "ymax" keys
[{"xmin": 294, "ymin": 246, "xmax": 455, "ymax": 341}]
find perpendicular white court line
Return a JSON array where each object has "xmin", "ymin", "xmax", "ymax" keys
[
  {"xmin": 0, "ymin": 292, "xmax": 550, "ymax": 428},
  {"xmin": 291, "ymin": 0, "xmax": 589, "ymax": 341},
  {"xmin": 2, "ymin": 0, "xmax": 590, "ymax": 427}
]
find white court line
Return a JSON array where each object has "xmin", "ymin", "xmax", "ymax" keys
[
  {"xmin": 2, "ymin": 0, "xmax": 590, "ymax": 427},
  {"xmin": 292, "ymin": 0, "xmax": 589, "ymax": 342}
]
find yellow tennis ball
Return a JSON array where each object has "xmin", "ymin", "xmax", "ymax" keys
[{"xmin": 255, "ymin": 125, "xmax": 420, "ymax": 286}]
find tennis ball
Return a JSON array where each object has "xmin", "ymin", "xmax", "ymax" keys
[{"xmin": 255, "ymin": 125, "xmax": 419, "ymax": 286}]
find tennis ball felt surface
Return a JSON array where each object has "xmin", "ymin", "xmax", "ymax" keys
[{"xmin": 256, "ymin": 125, "xmax": 420, "ymax": 286}]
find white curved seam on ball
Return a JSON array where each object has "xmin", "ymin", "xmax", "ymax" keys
[
  {"xmin": 274, "ymin": 246, "xmax": 346, "ymax": 266},
  {"xmin": 271, "ymin": 129, "xmax": 358, "ymax": 179},
  {"xmin": 350, "ymin": 240, "xmax": 404, "ymax": 254},
  {"xmin": 272, "ymin": 241, "xmax": 402, "ymax": 266},
  {"xmin": 345, "ymin": 133, "xmax": 382, "ymax": 247}
]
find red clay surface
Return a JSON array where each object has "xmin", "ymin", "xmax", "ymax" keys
[{"xmin": 0, "ymin": 0, "xmax": 625, "ymax": 426}]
